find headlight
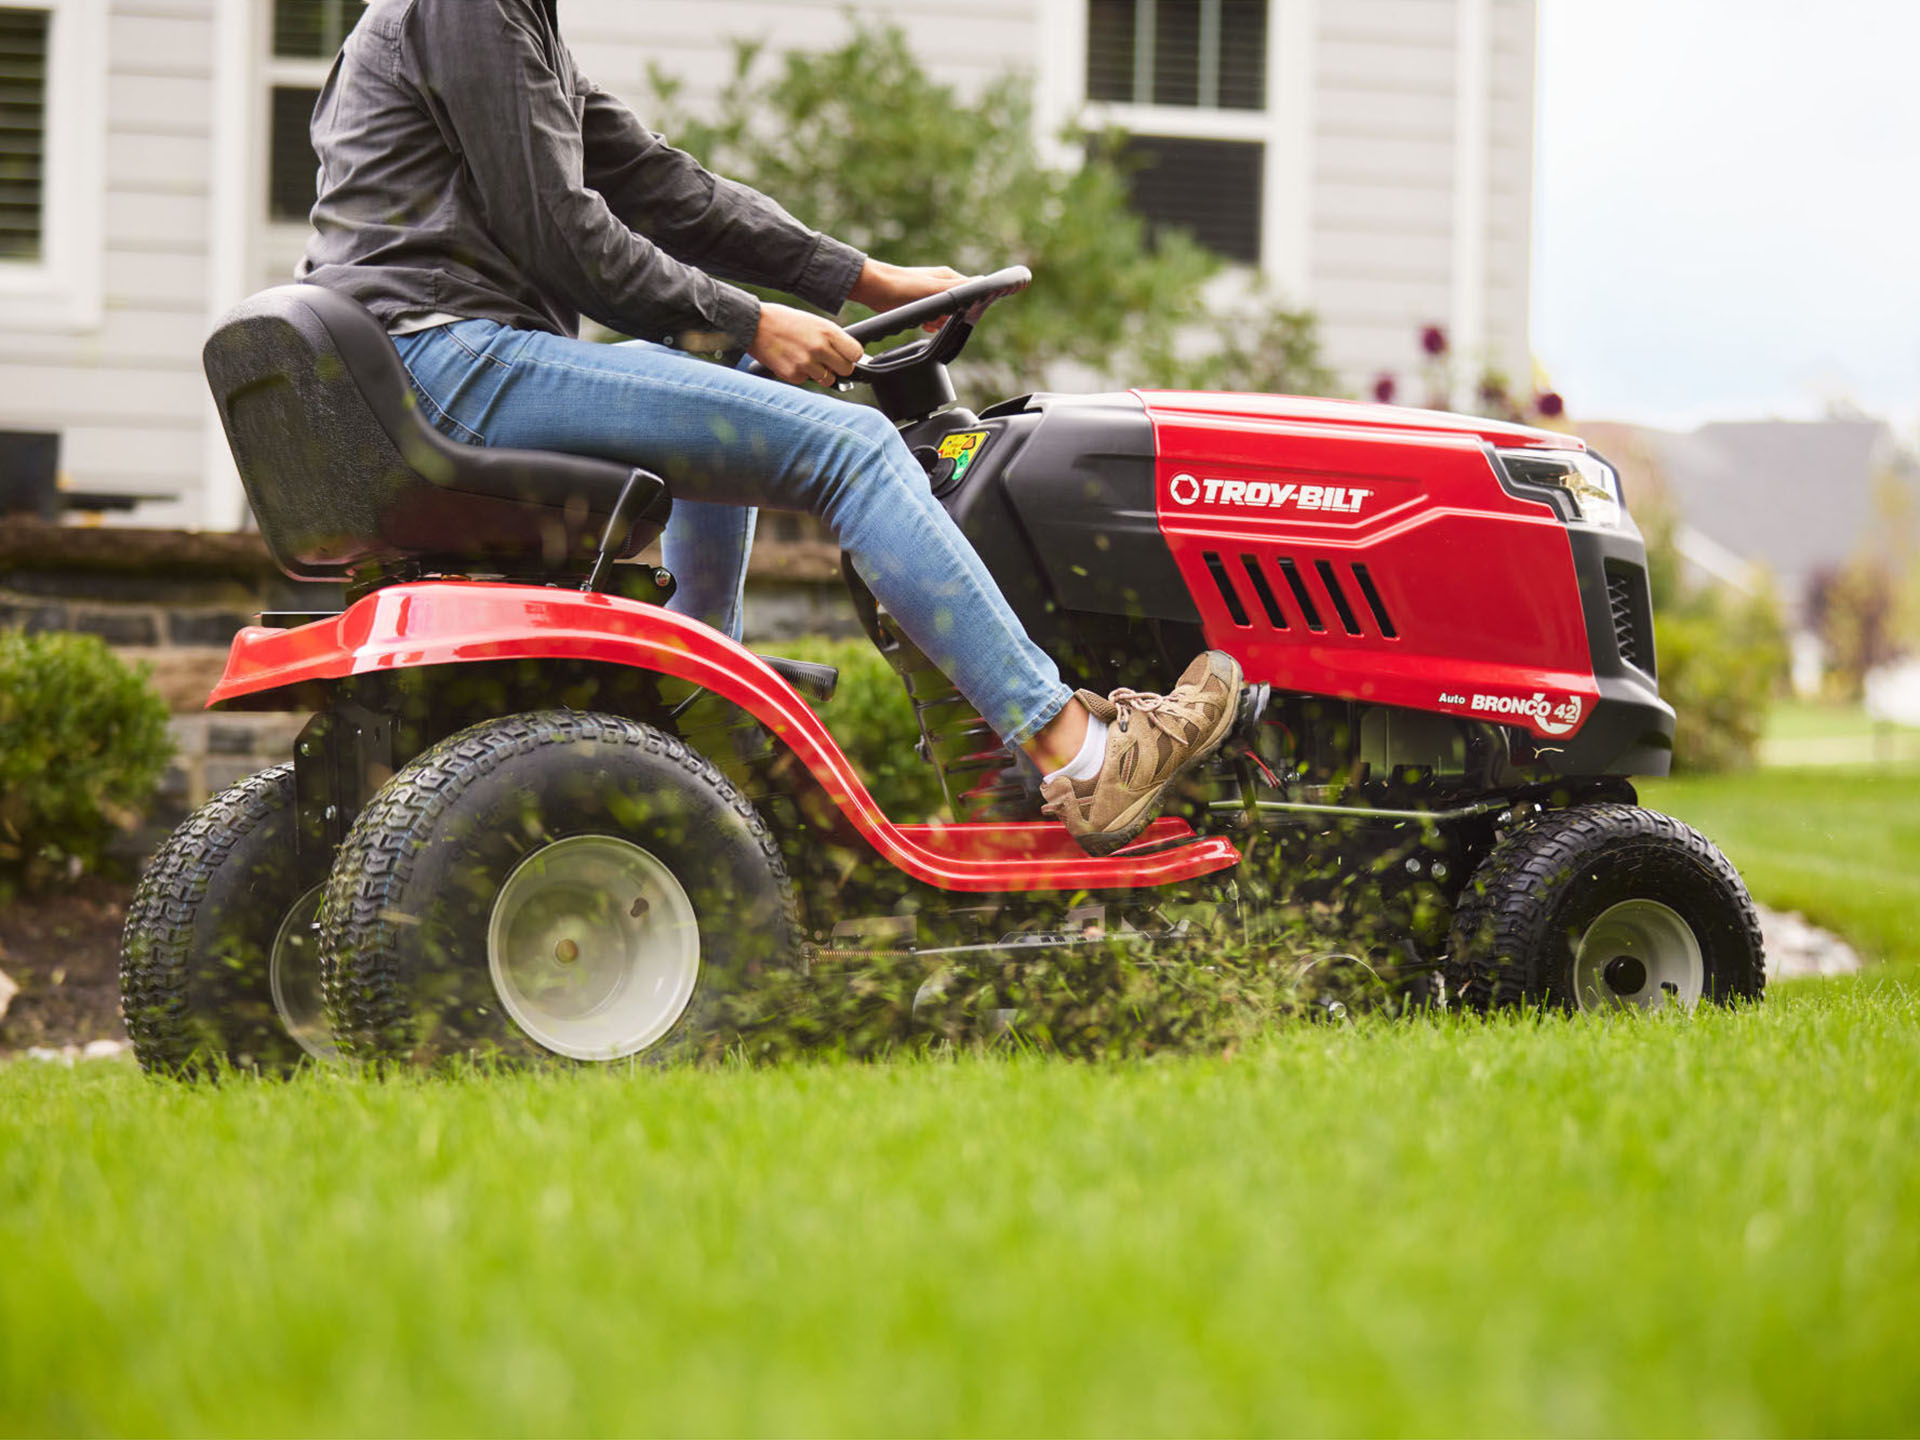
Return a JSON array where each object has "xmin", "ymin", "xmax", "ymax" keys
[{"xmin": 1497, "ymin": 448, "xmax": 1622, "ymax": 528}]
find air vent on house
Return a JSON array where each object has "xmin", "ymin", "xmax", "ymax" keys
[{"xmin": 0, "ymin": 7, "xmax": 50, "ymax": 262}]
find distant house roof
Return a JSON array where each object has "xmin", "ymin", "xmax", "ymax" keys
[{"xmin": 1582, "ymin": 416, "xmax": 1910, "ymax": 618}]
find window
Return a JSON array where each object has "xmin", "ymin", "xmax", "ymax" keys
[
  {"xmin": 266, "ymin": 0, "xmax": 361, "ymax": 224},
  {"xmin": 1087, "ymin": 0, "xmax": 1267, "ymax": 111},
  {"xmin": 1083, "ymin": 1, "xmax": 1270, "ymax": 265},
  {"xmin": 1115, "ymin": 134, "xmax": 1263, "ymax": 264},
  {"xmin": 268, "ymin": 85, "xmax": 322, "ymax": 222},
  {"xmin": 0, "ymin": 7, "xmax": 50, "ymax": 262},
  {"xmin": 273, "ymin": 0, "xmax": 359, "ymax": 59}
]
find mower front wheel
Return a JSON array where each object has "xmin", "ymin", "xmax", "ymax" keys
[
  {"xmin": 317, "ymin": 711, "xmax": 801, "ymax": 1067},
  {"xmin": 1447, "ymin": 802, "xmax": 1765, "ymax": 1013}
]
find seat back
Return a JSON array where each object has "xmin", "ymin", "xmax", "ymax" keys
[{"xmin": 203, "ymin": 285, "xmax": 667, "ymax": 583}]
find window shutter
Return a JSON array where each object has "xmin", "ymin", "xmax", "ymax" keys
[
  {"xmin": 0, "ymin": 7, "xmax": 49, "ymax": 262},
  {"xmin": 273, "ymin": 0, "xmax": 357, "ymax": 59},
  {"xmin": 1084, "ymin": 2, "xmax": 1268, "ymax": 111},
  {"xmin": 1117, "ymin": 135, "xmax": 1264, "ymax": 265},
  {"xmin": 269, "ymin": 85, "xmax": 322, "ymax": 223}
]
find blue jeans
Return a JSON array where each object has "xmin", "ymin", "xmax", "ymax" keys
[{"xmin": 391, "ymin": 320, "xmax": 1073, "ymax": 746}]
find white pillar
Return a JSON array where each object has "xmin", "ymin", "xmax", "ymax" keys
[
  {"xmin": 201, "ymin": 0, "xmax": 258, "ymax": 531},
  {"xmin": 1261, "ymin": 0, "xmax": 1315, "ymax": 300},
  {"xmin": 1033, "ymin": 0, "xmax": 1088, "ymax": 172},
  {"xmin": 1449, "ymin": 0, "xmax": 1491, "ymax": 409}
]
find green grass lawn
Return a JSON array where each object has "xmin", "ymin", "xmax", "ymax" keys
[
  {"xmin": 5, "ymin": 969, "xmax": 1918, "ymax": 1438},
  {"xmin": 1643, "ymin": 767, "xmax": 1920, "ymax": 968},
  {"xmin": 6, "ymin": 762, "xmax": 1916, "ymax": 1436},
  {"xmin": 1758, "ymin": 699, "xmax": 1920, "ymax": 768}
]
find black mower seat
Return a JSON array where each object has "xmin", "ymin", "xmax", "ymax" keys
[{"xmin": 203, "ymin": 284, "xmax": 670, "ymax": 585}]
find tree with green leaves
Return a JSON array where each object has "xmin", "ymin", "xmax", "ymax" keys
[{"xmin": 646, "ymin": 21, "xmax": 1336, "ymax": 402}]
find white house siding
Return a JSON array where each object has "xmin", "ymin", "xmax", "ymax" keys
[
  {"xmin": 0, "ymin": 0, "xmax": 215, "ymax": 529},
  {"xmin": 562, "ymin": 0, "xmax": 1041, "ymax": 113},
  {"xmin": 0, "ymin": 0, "xmax": 1534, "ymax": 528},
  {"xmin": 1482, "ymin": 0, "xmax": 1533, "ymax": 391},
  {"xmin": 1310, "ymin": 0, "xmax": 1532, "ymax": 398}
]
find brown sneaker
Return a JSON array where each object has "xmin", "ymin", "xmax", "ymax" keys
[{"xmin": 1040, "ymin": 651, "xmax": 1245, "ymax": 856}]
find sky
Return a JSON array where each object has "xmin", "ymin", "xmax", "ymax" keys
[{"xmin": 1533, "ymin": 0, "xmax": 1920, "ymax": 438}]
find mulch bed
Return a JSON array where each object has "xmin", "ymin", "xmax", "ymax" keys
[{"xmin": 0, "ymin": 876, "xmax": 132, "ymax": 1051}]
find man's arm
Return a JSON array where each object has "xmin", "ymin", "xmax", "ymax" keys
[
  {"xmin": 577, "ymin": 83, "xmax": 972, "ymax": 324},
  {"xmin": 408, "ymin": 0, "xmax": 765, "ymax": 350},
  {"xmin": 579, "ymin": 85, "xmax": 867, "ymax": 315}
]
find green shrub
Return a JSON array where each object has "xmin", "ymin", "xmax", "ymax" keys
[
  {"xmin": 1656, "ymin": 601, "xmax": 1786, "ymax": 772},
  {"xmin": 1637, "ymin": 500, "xmax": 1789, "ymax": 772},
  {"xmin": 0, "ymin": 630, "xmax": 173, "ymax": 888},
  {"xmin": 647, "ymin": 22, "xmax": 1338, "ymax": 403},
  {"xmin": 772, "ymin": 635, "xmax": 947, "ymax": 820}
]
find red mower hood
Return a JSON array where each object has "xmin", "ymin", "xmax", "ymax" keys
[{"xmin": 1132, "ymin": 391, "xmax": 1582, "ymax": 452}]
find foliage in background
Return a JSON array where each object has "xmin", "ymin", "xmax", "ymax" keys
[
  {"xmin": 1809, "ymin": 467, "xmax": 1919, "ymax": 699},
  {"xmin": 647, "ymin": 23, "xmax": 1340, "ymax": 401},
  {"xmin": 1638, "ymin": 494, "xmax": 1789, "ymax": 771},
  {"xmin": 0, "ymin": 630, "xmax": 172, "ymax": 892},
  {"xmin": 772, "ymin": 634, "xmax": 945, "ymax": 819},
  {"xmin": 1367, "ymin": 322, "xmax": 1565, "ymax": 425},
  {"xmin": 1809, "ymin": 555, "xmax": 1903, "ymax": 701}
]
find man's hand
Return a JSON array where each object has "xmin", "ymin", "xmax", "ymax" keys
[
  {"xmin": 849, "ymin": 260, "xmax": 968, "ymax": 330},
  {"xmin": 749, "ymin": 303, "xmax": 864, "ymax": 387}
]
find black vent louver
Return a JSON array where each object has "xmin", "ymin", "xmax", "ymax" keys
[
  {"xmin": 1202, "ymin": 551, "xmax": 1250, "ymax": 626},
  {"xmin": 0, "ymin": 7, "xmax": 49, "ymax": 262},
  {"xmin": 1607, "ymin": 570, "xmax": 1650, "ymax": 673},
  {"xmin": 1350, "ymin": 563, "xmax": 1398, "ymax": 639}
]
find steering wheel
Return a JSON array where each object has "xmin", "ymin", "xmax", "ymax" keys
[{"xmin": 742, "ymin": 265, "xmax": 1031, "ymax": 386}]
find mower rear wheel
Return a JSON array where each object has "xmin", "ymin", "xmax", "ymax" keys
[
  {"xmin": 317, "ymin": 711, "xmax": 801, "ymax": 1066},
  {"xmin": 120, "ymin": 764, "xmax": 337, "ymax": 1076},
  {"xmin": 1447, "ymin": 802, "xmax": 1764, "ymax": 1013}
]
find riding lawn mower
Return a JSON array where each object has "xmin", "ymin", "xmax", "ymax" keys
[{"xmin": 119, "ymin": 266, "xmax": 1764, "ymax": 1074}]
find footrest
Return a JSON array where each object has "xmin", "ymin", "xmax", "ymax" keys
[{"xmin": 757, "ymin": 654, "xmax": 839, "ymax": 704}]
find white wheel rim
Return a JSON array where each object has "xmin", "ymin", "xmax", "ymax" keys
[
  {"xmin": 486, "ymin": 835, "xmax": 701, "ymax": 1061},
  {"xmin": 1571, "ymin": 898, "xmax": 1704, "ymax": 1012},
  {"xmin": 270, "ymin": 884, "xmax": 339, "ymax": 1062}
]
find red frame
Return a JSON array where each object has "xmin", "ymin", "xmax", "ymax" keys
[
  {"xmin": 1138, "ymin": 391, "xmax": 1602, "ymax": 741},
  {"xmin": 211, "ymin": 581, "xmax": 1241, "ymax": 894}
]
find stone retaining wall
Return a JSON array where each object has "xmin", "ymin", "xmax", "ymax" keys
[{"xmin": 1, "ymin": 517, "xmax": 857, "ymax": 830}]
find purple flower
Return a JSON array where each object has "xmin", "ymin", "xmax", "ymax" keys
[
  {"xmin": 1535, "ymin": 391, "xmax": 1565, "ymax": 418},
  {"xmin": 1421, "ymin": 324, "xmax": 1448, "ymax": 357},
  {"xmin": 1373, "ymin": 373, "xmax": 1397, "ymax": 404}
]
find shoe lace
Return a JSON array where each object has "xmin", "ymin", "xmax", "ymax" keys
[{"xmin": 1108, "ymin": 686, "xmax": 1208, "ymax": 740}]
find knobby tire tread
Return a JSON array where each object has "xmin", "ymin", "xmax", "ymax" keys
[
  {"xmin": 1448, "ymin": 801, "xmax": 1765, "ymax": 1012},
  {"xmin": 119, "ymin": 763, "xmax": 298, "ymax": 1075},
  {"xmin": 318, "ymin": 710, "xmax": 800, "ymax": 1061}
]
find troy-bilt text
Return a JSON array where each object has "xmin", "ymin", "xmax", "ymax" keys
[{"xmin": 1168, "ymin": 473, "xmax": 1373, "ymax": 514}]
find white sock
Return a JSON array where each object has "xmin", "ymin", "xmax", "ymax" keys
[{"xmin": 1043, "ymin": 714, "xmax": 1110, "ymax": 785}]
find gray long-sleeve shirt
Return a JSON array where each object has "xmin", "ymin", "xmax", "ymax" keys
[{"xmin": 299, "ymin": 0, "xmax": 866, "ymax": 350}]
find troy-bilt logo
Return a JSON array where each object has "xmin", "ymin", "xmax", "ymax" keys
[
  {"xmin": 1168, "ymin": 473, "xmax": 1372, "ymax": 514},
  {"xmin": 1438, "ymin": 690, "xmax": 1585, "ymax": 737}
]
